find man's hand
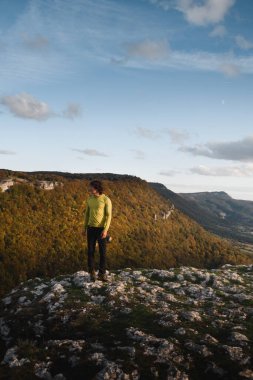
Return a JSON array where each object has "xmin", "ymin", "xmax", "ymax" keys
[{"xmin": 101, "ymin": 230, "xmax": 107, "ymax": 239}]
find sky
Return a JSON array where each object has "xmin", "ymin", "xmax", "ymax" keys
[{"xmin": 1, "ymin": 0, "xmax": 253, "ymax": 200}]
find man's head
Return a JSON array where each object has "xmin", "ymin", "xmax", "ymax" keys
[{"xmin": 88, "ymin": 180, "xmax": 103, "ymax": 196}]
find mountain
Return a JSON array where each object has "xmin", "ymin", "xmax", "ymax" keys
[
  {"xmin": 0, "ymin": 169, "xmax": 251, "ymax": 298},
  {"xmin": 149, "ymin": 183, "xmax": 253, "ymax": 244},
  {"xmin": 1, "ymin": 265, "xmax": 253, "ymax": 379}
]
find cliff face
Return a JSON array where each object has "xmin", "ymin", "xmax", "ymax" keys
[
  {"xmin": 0, "ymin": 179, "xmax": 15, "ymax": 192},
  {"xmin": 1, "ymin": 265, "xmax": 253, "ymax": 379},
  {"xmin": 0, "ymin": 176, "xmax": 62, "ymax": 192}
]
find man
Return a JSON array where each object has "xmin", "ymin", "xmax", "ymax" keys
[{"xmin": 84, "ymin": 180, "xmax": 112, "ymax": 282}]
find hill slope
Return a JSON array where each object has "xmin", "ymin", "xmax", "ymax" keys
[
  {"xmin": 1, "ymin": 265, "xmax": 253, "ymax": 379},
  {"xmin": 0, "ymin": 169, "xmax": 251, "ymax": 298},
  {"xmin": 180, "ymin": 192, "xmax": 253, "ymax": 243},
  {"xmin": 149, "ymin": 183, "xmax": 253, "ymax": 244}
]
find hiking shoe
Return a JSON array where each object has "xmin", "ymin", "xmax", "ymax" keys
[
  {"xmin": 97, "ymin": 272, "xmax": 108, "ymax": 282},
  {"xmin": 89, "ymin": 270, "xmax": 96, "ymax": 282}
]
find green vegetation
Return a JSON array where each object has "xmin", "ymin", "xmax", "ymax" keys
[{"xmin": 0, "ymin": 170, "xmax": 251, "ymax": 297}]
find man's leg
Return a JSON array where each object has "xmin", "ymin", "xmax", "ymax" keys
[
  {"xmin": 87, "ymin": 227, "xmax": 97, "ymax": 273},
  {"xmin": 97, "ymin": 229, "xmax": 107, "ymax": 275}
]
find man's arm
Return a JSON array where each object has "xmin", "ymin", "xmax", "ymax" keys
[{"xmin": 103, "ymin": 197, "xmax": 112, "ymax": 232}]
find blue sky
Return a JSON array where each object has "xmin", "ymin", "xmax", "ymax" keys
[{"xmin": 1, "ymin": 0, "xmax": 253, "ymax": 200}]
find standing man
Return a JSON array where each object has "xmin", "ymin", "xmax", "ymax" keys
[{"xmin": 84, "ymin": 180, "xmax": 112, "ymax": 282}]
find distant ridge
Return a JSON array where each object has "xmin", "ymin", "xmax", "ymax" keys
[
  {"xmin": 0, "ymin": 168, "xmax": 141, "ymax": 181},
  {"xmin": 150, "ymin": 182, "xmax": 253, "ymax": 244}
]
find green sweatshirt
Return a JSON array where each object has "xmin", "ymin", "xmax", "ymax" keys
[{"xmin": 84, "ymin": 194, "xmax": 112, "ymax": 232}]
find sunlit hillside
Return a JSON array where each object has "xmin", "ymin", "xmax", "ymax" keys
[{"xmin": 0, "ymin": 170, "xmax": 251, "ymax": 298}]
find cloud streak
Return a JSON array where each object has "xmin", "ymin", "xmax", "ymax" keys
[
  {"xmin": 190, "ymin": 164, "xmax": 253, "ymax": 177},
  {"xmin": 180, "ymin": 135, "xmax": 253, "ymax": 162},
  {"xmin": 62, "ymin": 103, "xmax": 82, "ymax": 119},
  {"xmin": 72, "ymin": 148, "xmax": 109, "ymax": 157},
  {"xmin": 159, "ymin": 169, "xmax": 179, "ymax": 176},
  {"xmin": 126, "ymin": 39, "xmax": 170, "ymax": 61},
  {"xmin": 235, "ymin": 35, "xmax": 253, "ymax": 50},
  {"xmin": 209, "ymin": 25, "xmax": 227, "ymax": 38},
  {"xmin": 134, "ymin": 127, "xmax": 160, "ymax": 139},
  {"xmin": 22, "ymin": 34, "xmax": 49, "ymax": 50},
  {"xmin": 130, "ymin": 149, "xmax": 146, "ymax": 159},
  {"xmin": 134, "ymin": 127, "xmax": 190, "ymax": 142},
  {"xmin": 218, "ymin": 63, "xmax": 240, "ymax": 77},
  {"xmin": 0, "ymin": 149, "xmax": 16, "ymax": 155},
  {"xmin": 161, "ymin": 128, "xmax": 189, "ymax": 144},
  {"xmin": 115, "ymin": 45, "xmax": 253, "ymax": 76}
]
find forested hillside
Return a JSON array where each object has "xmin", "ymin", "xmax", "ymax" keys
[{"xmin": 0, "ymin": 170, "xmax": 251, "ymax": 297}]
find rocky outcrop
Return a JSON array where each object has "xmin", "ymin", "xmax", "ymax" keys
[
  {"xmin": 1, "ymin": 264, "xmax": 253, "ymax": 379},
  {"xmin": 35, "ymin": 181, "xmax": 63, "ymax": 190},
  {"xmin": 0, "ymin": 177, "xmax": 63, "ymax": 192},
  {"xmin": 0, "ymin": 179, "xmax": 15, "ymax": 192}
]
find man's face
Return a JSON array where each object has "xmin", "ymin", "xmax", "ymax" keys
[{"xmin": 88, "ymin": 186, "xmax": 99, "ymax": 196}]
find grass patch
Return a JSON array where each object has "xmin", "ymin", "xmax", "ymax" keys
[
  {"xmin": 16, "ymin": 338, "xmax": 47, "ymax": 362},
  {"xmin": 63, "ymin": 287, "xmax": 90, "ymax": 307}
]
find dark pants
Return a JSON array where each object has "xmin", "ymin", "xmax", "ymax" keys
[{"xmin": 87, "ymin": 226, "xmax": 107, "ymax": 274}]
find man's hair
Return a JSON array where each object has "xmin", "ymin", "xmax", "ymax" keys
[{"xmin": 89, "ymin": 180, "xmax": 103, "ymax": 194}]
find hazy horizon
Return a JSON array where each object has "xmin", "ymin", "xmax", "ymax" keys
[{"xmin": 1, "ymin": 167, "xmax": 252, "ymax": 201}]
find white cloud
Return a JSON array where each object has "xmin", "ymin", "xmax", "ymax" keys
[
  {"xmin": 209, "ymin": 25, "xmax": 227, "ymax": 38},
  {"xmin": 180, "ymin": 135, "xmax": 253, "ymax": 162},
  {"xmin": 135, "ymin": 127, "xmax": 160, "ymax": 139},
  {"xmin": 71, "ymin": 148, "xmax": 109, "ymax": 157},
  {"xmin": 159, "ymin": 169, "xmax": 179, "ymax": 176},
  {"xmin": 147, "ymin": 0, "xmax": 235, "ymax": 26},
  {"xmin": 0, "ymin": 149, "xmax": 16, "ymax": 155},
  {"xmin": 126, "ymin": 39, "xmax": 170, "ymax": 60},
  {"xmin": 218, "ymin": 63, "xmax": 240, "ymax": 77},
  {"xmin": 1, "ymin": 93, "xmax": 52, "ymax": 120},
  {"xmin": 1, "ymin": 93, "xmax": 82, "ymax": 121},
  {"xmin": 133, "ymin": 127, "xmax": 190, "ymax": 144},
  {"xmin": 63, "ymin": 103, "xmax": 82, "ymax": 119},
  {"xmin": 110, "ymin": 57, "xmax": 128, "ymax": 65},
  {"xmin": 130, "ymin": 149, "xmax": 145, "ymax": 159},
  {"xmin": 133, "ymin": 127, "xmax": 190, "ymax": 143},
  {"xmin": 176, "ymin": 0, "xmax": 235, "ymax": 26},
  {"xmin": 147, "ymin": 0, "xmax": 173, "ymax": 11},
  {"xmin": 161, "ymin": 128, "xmax": 189, "ymax": 144},
  {"xmin": 190, "ymin": 164, "xmax": 253, "ymax": 177},
  {"xmin": 22, "ymin": 34, "xmax": 49, "ymax": 50},
  {"xmin": 235, "ymin": 35, "xmax": 253, "ymax": 50}
]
